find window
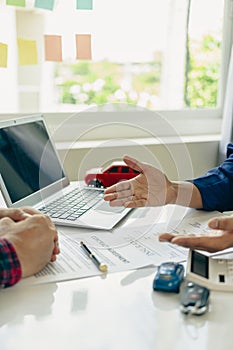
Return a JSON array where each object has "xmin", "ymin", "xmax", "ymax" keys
[
  {"xmin": 0, "ymin": 0, "xmax": 232, "ymax": 141},
  {"xmin": 108, "ymin": 166, "xmax": 118, "ymax": 173},
  {"xmin": 47, "ymin": 0, "xmax": 225, "ymax": 111},
  {"xmin": 122, "ymin": 167, "xmax": 129, "ymax": 173}
]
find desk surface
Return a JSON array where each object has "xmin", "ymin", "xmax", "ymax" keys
[
  {"xmin": 1, "ymin": 207, "xmax": 233, "ymax": 350},
  {"xmin": 1, "ymin": 267, "xmax": 233, "ymax": 350}
]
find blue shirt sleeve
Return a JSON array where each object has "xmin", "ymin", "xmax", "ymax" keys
[{"xmin": 190, "ymin": 143, "xmax": 233, "ymax": 212}]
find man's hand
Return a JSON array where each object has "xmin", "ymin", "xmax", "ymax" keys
[
  {"xmin": 159, "ymin": 215, "xmax": 233, "ymax": 253},
  {"xmin": 0, "ymin": 207, "xmax": 40, "ymax": 222},
  {"xmin": 1, "ymin": 213, "xmax": 60, "ymax": 277},
  {"xmin": 104, "ymin": 155, "xmax": 173, "ymax": 208},
  {"xmin": 104, "ymin": 155, "xmax": 203, "ymax": 209}
]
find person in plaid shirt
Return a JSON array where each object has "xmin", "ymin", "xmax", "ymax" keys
[{"xmin": 0, "ymin": 207, "xmax": 59, "ymax": 288}]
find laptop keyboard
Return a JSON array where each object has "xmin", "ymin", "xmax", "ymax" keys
[{"xmin": 39, "ymin": 187, "xmax": 104, "ymax": 221}]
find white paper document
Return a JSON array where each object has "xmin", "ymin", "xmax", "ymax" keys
[
  {"xmin": 20, "ymin": 209, "xmax": 229, "ymax": 286},
  {"xmin": 20, "ymin": 226, "xmax": 187, "ymax": 286}
]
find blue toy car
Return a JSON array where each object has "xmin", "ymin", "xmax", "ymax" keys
[{"xmin": 153, "ymin": 262, "xmax": 185, "ymax": 293}]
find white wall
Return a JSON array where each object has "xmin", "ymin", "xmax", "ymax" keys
[
  {"xmin": 16, "ymin": 10, "xmax": 45, "ymax": 112},
  {"xmin": 57, "ymin": 139, "xmax": 220, "ymax": 182},
  {"xmin": 0, "ymin": 7, "xmax": 18, "ymax": 112}
]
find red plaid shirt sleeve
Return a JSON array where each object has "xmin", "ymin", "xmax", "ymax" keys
[{"xmin": 0, "ymin": 238, "xmax": 22, "ymax": 288}]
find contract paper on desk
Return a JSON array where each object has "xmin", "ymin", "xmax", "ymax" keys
[{"xmin": 20, "ymin": 210, "xmax": 227, "ymax": 286}]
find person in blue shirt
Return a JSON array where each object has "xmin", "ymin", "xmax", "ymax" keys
[{"xmin": 104, "ymin": 143, "xmax": 233, "ymax": 253}]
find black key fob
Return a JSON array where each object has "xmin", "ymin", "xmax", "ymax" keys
[{"xmin": 180, "ymin": 281, "xmax": 210, "ymax": 315}]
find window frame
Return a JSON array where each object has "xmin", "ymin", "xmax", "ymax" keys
[{"xmin": 0, "ymin": 0, "xmax": 232, "ymax": 143}]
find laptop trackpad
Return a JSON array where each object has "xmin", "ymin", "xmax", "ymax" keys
[{"xmin": 94, "ymin": 201, "xmax": 125, "ymax": 213}]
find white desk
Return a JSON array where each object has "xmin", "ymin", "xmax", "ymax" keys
[
  {"xmin": 1, "ymin": 207, "xmax": 233, "ymax": 350},
  {"xmin": 1, "ymin": 267, "xmax": 233, "ymax": 350}
]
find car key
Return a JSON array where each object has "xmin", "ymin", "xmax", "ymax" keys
[{"xmin": 180, "ymin": 281, "xmax": 210, "ymax": 315}]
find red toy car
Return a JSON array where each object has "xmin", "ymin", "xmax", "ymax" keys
[{"xmin": 84, "ymin": 161, "xmax": 140, "ymax": 188}]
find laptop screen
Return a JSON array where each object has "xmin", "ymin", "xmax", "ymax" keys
[{"xmin": 0, "ymin": 119, "xmax": 65, "ymax": 204}]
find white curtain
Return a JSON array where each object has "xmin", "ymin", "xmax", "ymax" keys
[{"xmin": 219, "ymin": 44, "xmax": 233, "ymax": 162}]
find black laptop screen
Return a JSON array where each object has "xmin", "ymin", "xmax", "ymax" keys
[{"xmin": 0, "ymin": 119, "xmax": 65, "ymax": 203}]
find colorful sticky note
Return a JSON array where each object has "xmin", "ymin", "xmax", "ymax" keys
[
  {"xmin": 17, "ymin": 38, "xmax": 38, "ymax": 65},
  {"xmin": 44, "ymin": 35, "xmax": 62, "ymax": 62},
  {"xmin": 6, "ymin": 0, "xmax": 26, "ymax": 7},
  {"xmin": 34, "ymin": 0, "xmax": 54, "ymax": 11},
  {"xmin": 76, "ymin": 0, "xmax": 93, "ymax": 10},
  {"xmin": 76, "ymin": 34, "xmax": 92, "ymax": 60},
  {"xmin": 0, "ymin": 43, "xmax": 8, "ymax": 68}
]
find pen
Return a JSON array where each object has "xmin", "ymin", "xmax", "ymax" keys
[{"xmin": 80, "ymin": 241, "xmax": 108, "ymax": 273}]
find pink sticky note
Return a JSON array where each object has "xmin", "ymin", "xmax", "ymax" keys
[
  {"xmin": 44, "ymin": 35, "xmax": 62, "ymax": 62},
  {"xmin": 76, "ymin": 34, "xmax": 92, "ymax": 60}
]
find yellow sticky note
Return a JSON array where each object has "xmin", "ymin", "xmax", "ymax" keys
[
  {"xmin": 76, "ymin": 34, "xmax": 92, "ymax": 60},
  {"xmin": 0, "ymin": 43, "xmax": 8, "ymax": 68},
  {"xmin": 17, "ymin": 38, "xmax": 38, "ymax": 66},
  {"xmin": 44, "ymin": 35, "xmax": 62, "ymax": 62}
]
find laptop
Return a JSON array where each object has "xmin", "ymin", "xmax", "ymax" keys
[{"xmin": 0, "ymin": 114, "xmax": 131, "ymax": 230}]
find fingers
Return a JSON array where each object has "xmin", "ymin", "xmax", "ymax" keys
[
  {"xmin": 50, "ymin": 228, "xmax": 60, "ymax": 262},
  {"xmin": 20, "ymin": 207, "xmax": 41, "ymax": 216},
  {"xmin": 107, "ymin": 198, "xmax": 133, "ymax": 207},
  {"xmin": 104, "ymin": 181, "xmax": 131, "ymax": 195},
  {"xmin": 104, "ymin": 180, "xmax": 148, "ymax": 207},
  {"xmin": 52, "ymin": 234, "xmax": 60, "ymax": 256},
  {"xmin": 105, "ymin": 189, "xmax": 149, "ymax": 207},
  {"xmin": 208, "ymin": 216, "xmax": 233, "ymax": 231},
  {"xmin": 0, "ymin": 208, "xmax": 29, "ymax": 222},
  {"xmin": 104, "ymin": 155, "xmax": 143, "ymax": 197},
  {"xmin": 105, "ymin": 188, "xmax": 132, "ymax": 199},
  {"xmin": 104, "ymin": 188, "xmax": 133, "ymax": 202},
  {"xmin": 104, "ymin": 156, "xmax": 145, "ymax": 206},
  {"xmin": 0, "ymin": 217, "xmax": 15, "ymax": 235},
  {"xmin": 159, "ymin": 215, "xmax": 233, "ymax": 253},
  {"xmin": 104, "ymin": 182, "xmax": 134, "ymax": 206},
  {"xmin": 172, "ymin": 235, "xmax": 231, "ymax": 253},
  {"xmin": 159, "ymin": 232, "xmax": 233, "ymax": 253},
  {"xmin": 0, "ymin": 207, "xmax": 41, "ymax": 223},
  {"xmin": 159, "ymin": 233, "xmax": 175, "ymax": 242},
  {"xmin": 49, "ymin": 231, "xmax": 60, "ymax": 262},
  {"xmin": 108, "ymin": 198, "xmax": 147, "ymax": 208}
]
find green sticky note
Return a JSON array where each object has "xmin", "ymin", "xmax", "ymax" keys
[
  {"xmin": 17, "ymin": 38, "xmax": 38, "ymax": 66},
  {"xmin": 6, "ymin": 0, "xmax": 26, "ymax": 7},
  {"xmin": 0, "ymin": 43, "xmax": 8, "ymax": 68},
  {"xmin": 76, "ymin": 0, "xmax": 93, "ymax": 10},
  {"xmin": 34, "ymin": 0, "xmax": 54, "ymax": 11}
]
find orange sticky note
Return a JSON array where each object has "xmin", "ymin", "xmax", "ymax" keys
[
  {"xmin": 0, "ymin": 43, "xmax": 8, "ymax": 68},
  {"xmin": 44, "ymin": 35, "xmax": 62, "ymax": 62},
  {"xmin": 17, "ymin": 38, "xmax": 38, "ymax": 65},
  {"xmin": 76, "ymin": 34, "xmax": 92, "ymax": 60}
]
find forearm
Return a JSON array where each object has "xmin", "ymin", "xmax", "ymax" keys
[{"xmin": 167, "ymin": 181, "xmax": 203, "ymax": 208}]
